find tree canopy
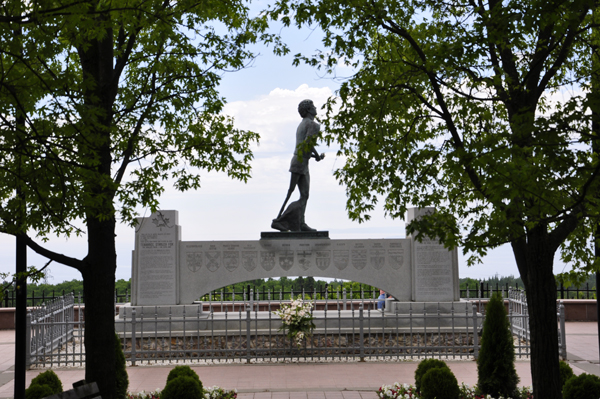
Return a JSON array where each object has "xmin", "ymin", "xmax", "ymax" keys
[
  {"xmin": 0, "ymin": 1, "xmax": 284, "ymax": 397},
  {"xmin": 0, "ymin": 0, "xmax": 283, "ymax": 239},
  {"xmin": 269, "ymin": 0, "xmax": 597, "ymax": 397}
]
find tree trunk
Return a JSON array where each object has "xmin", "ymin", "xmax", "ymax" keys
[
  {"xmin": 82, "ymin": 217, "xmax": 117, "ymax": 399},
  {"xmin": 513, "ymin": 228, "xmax": 562, "ymax": 399},
  {"xmin": 76, "ymin": 8, "xmax": 119, "ymax": 398}
]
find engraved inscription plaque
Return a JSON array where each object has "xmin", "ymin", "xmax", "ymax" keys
[
  {"xmin": 413, "ymin": 238, "xmax": 454, "ymax": 301},
  {"xmin": 134, "ymin": 210, "xmax": 179, "ymax": 306}
]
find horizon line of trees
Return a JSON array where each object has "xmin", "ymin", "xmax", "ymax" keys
[{"xmin": 2, "ymin": 274, "xmax": 598, "ymax": 307}]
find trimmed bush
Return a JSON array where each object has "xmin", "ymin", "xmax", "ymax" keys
[
  {"xmin": 30, "ymin": 369, "xmax": 63, "ymax": 394},
  {"xmin": 115, "ymin": 333, "xmax": 129, "ymax": 399},
  {"xmin": 414, "ymin": 359, "xmax": 450, "ymax": 393},
  {"xmin": 161, "ymin": 375, "xmax": 203, "ymax": 399},
  {"xmin": 24, "ymin": 383, "xmax": 55, "ymax": 399},
  {"xmin": 559, "ymin": 360, "xmax": 574, "ymax": 389},
  {"xmin": 563, "ymin": 373, "xmax": 600, "ymax": 399},
  {"xmin": 420, "ymin": 367, "xmax": 460, "ymax": 399},
  {"xmin": 476, "ymin": 293, "xmax": 519, "ymax": 399},
  {"xmin": 166, "ymin": 365, "xmax": 202, "ymax": 388}
]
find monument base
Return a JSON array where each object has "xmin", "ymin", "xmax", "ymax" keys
[
  {"xmin": 115, "ymin": 303, "xmax": 207, "ymax": 333},
  {"xmin": 260, "ymin": 231, "xmax": 329, "ymax": 239},
  {"xmin": 115, "ymin": 301, "xmax": 480, "ymax": 336}
]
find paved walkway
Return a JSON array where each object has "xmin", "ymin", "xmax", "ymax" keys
[{"xmin": 0, "ymin": 323, "xmax": 598, "ymax": 398}]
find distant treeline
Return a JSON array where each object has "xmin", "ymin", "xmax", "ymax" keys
[
  {"xmin": 20, "ymin": 273, "xmax": 600, "ymax": 297},
  {"xmin": 461, "ymin": 274, "xmax": 597, "ymax": 290},
  {"xmin": 26, "ymin": 279, "xmax": 131, "ymax": 297}
]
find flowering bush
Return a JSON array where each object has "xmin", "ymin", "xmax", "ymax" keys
[
  {"xmin": 204, "ymin": 385, "xmax": 237, "ymax": 399},
  {"xmin": 378, "ymin": 382, "xmax": 417, "ymax": 399},
  {"xmin": 127, "ymin": 386, "xmax": 237, "ymax": 399},
  {"xmin": 128, "ymin": 389, "xmax": 161, "ymax": 399},
  {"xmin": 273, "ymin": 297, "xmax": 316, "ymax": 347},
  {"xmin": 377, "ymin": 382, "xmax": 534, "ymax": 399}
]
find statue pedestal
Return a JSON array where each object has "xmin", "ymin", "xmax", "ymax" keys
[{"xmin": 260, "ymin": 231, "xmax": 329, "ymax": 239}]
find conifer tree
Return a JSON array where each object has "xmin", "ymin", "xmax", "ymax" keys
[{"xmin": 477, "ymin": 293, "xmax": 519, "ymax": 398}]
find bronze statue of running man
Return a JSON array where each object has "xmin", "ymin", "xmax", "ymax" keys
[{"xmin": 271, "ymin": 99, "xmax": 324, "ymax": 232}]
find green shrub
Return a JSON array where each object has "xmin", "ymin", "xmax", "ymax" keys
[
  {"xmin": 414, "ymin": 358, "xmax": 450, "ymax": 393},
  {"xmin": 30, "ymin": 369, "xmax": 63, "ymax": 394},
  {"xmin": 420, "ymin": 367, "xmax": 460, "ymax": 399},
  {"xmin": 166, "ymin": 365, "xmax": 201, "ymax": 388},
  {"xmin": 161, "ymin": 375, "xmax": 203, "ymax": 399},
  {"xmin": 476, "ymin": 293, "xmax": 519, "ymax": 398},
  {"xmin": 25, "ymin": 383, "xmax": 55, "ymax": 399},
  {"xmin": 559, "ymin": 360, "xmax": 575, "ymax": 389},
  {"xmin": 563, "ymin": 373, "xmax": 600, "ymax": 399},
  {"xmin": 115, "ymin": 333, "xmax": 129, "ymax": 399}
]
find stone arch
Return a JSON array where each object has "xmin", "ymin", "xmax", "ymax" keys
[
  {"xmin": 131, "ymin": 209, "xmax": 460, "ymax": 306},
  {"xmin": 177, "ymin": 238, "xmax": 412, "ymax": 304}
]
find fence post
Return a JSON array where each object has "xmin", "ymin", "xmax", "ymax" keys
[
  {"xmin": 472, "ymin": 303, "xmax": 479, "ymax": 360},
  {"xmin": 343, "ymin": 288, "xmax": 347, "ymax": 311},
  {"xmin": 559, "ymin": 301, "xmax": 567, "ymax": 359},
  {"xmin": 359, "ymin": 303, "xmax": 365, "ymax": 362},
  {"xmin": 131, "ymin": 309, "xmax": 137, "ymax": 366},
  {"xmin": 246, "ymin": 305, "xmax": 251, "ymax": 364},
  {"xmin": 25, "ymin": 312, "xmax": 32, "ymax": 368}
]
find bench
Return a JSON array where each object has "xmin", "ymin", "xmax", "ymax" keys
[{"xmin": 44, "ymin": 380, "xmax": 101, "ymax": 399}]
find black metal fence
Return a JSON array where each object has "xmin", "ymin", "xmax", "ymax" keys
[
  {"xmin": 199, "ymin": 284, "xmax": 380, "ymax": 302},
  {"xmin": 461, "ymin": 282, "xmax": 598, "ymax": 300},
  {"xmin": 1, "ymin": 288, "xmax": 130, "ymax": 308},
  {"xmin": 2, "ymin": 281, "xmax": 598, "ymax": 308}
]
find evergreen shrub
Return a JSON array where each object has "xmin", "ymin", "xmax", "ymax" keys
[
  {"xmin": 414, "ymin": 358, "xmax": 449, "ymax": 393},
  {"xmin": 420, "ymin": 367, "xmax": 460, "ymax": 399},
  {"xmin": 24, "ymin": 383, "xmax": 55, "ymax": 399},
  {"xmin": 559, "ymin": 360, "xmax": 574, "ymax": 389},
  {"xmin": 166, "ymin": 365, "xmax": 202, "ymax": 388},
  {"xmin": 476, "ymin": 293, "xmax": 519, "ymax": 398},
  {"xmin": 30, "ymin": 369, "xmax": 63, "ymax": 394},
  {"xmin": 563, "ymin": 373, "xmax": 600, "ymax": 399},
  {"xmin": 115, "ymin": 333, "xmax": 129, "ymax": 398},
  {"xmin": 161, "ymin": 375, "xmax": 203, "ymax": 399}
]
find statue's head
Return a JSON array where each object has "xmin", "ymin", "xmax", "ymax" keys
[{"xmin": 298, "ymin": 99, "xmax": 315, "ymax": 117}]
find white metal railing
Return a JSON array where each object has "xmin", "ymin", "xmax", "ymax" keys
[
  {"xmin": 507, "ymin": 287, "xmax": 567, "ymax": 359},
  {"xmin": 117, "ymin": 302, "xmax": 485, "ymax": 365},
  {"xmin": 27, "ymin": 289, "xmax": 569, "ymax": 367},
  {"xmin": 26, "ymin": 292, "xmax": 84, "ymax": 367}
]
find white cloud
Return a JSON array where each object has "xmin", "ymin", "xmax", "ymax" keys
[{"xmin": 224, "ymin": 84, "xmax": 334, "ymax": 153}]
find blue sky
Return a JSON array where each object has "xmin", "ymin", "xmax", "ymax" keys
[{"xmin": 0, "ymin": 6, "xmax": 574, "ymax": 285}]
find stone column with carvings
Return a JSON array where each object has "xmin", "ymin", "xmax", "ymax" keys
[
  {"xmin": 407, "ymin": 207, "xmax": 460, "ymax": 302},
  {"xmin": 132, "ymin": 210, "xmax": 180, "ymax": 306}
]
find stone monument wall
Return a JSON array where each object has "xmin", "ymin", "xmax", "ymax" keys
[
  {"xmin": 131, "ymin": 208, "xmax": 459, "ymax": 306},
  {"xmin": 178, "ymin": 238, "xmax": 411, "ymax": 304}
]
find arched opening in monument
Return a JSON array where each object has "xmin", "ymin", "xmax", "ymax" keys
[{"xmin": 196, "ymin": 276, "xmax": 380, "ymax": 303}]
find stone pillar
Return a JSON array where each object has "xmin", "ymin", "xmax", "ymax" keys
[
  {"xmin": 407, "ymin": 207, "xmax": 459, "ymax": 302},
  {"xmin": 131, "ymin": 210, "xmax": 180, "ymax": 305}
]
